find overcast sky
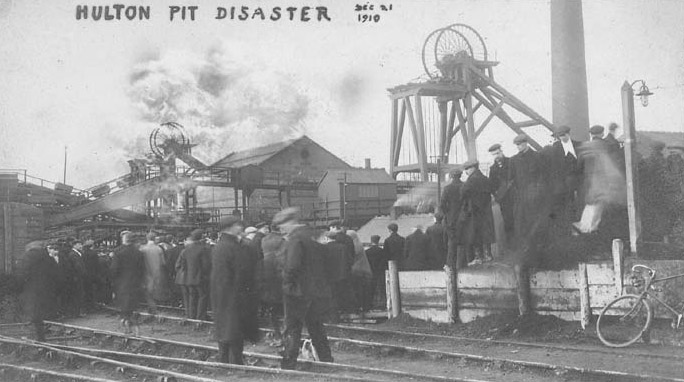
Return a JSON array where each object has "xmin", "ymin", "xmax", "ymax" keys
[{"xmin": 1, "ymin": 0, "xmax": 682, "ymax": 188}]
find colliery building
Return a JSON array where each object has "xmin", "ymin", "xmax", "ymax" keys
[{"xmin": 0, "ymin": 131, "xmax": 396, "ymax": 272}]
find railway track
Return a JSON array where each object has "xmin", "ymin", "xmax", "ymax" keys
[
  {"xmin": 146, "ymin": 303, "xmax": 684, "ymax": 364},
  {"xmin": 71, "ymin": 309, "xmax": 684, "ymax": 381},
  {"xmin": 23, "ymin": 320, "xmax": 486, "ymax": 382}
]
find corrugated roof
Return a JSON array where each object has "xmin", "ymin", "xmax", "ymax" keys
[
  {"xmin": 211, "ymin": 136, "xmax": 302, "ymax": 168},
  {"xmin": 320, "ymin": 168, "xmax": 395, "ymax": 185},
  {"xmin": 356, "ymin": 213, "xmax": 435, "ymax": 244}
]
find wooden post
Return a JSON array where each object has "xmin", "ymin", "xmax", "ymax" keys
[
  {"xmin": 385, "ymin": 269, "xmax": 392, "ymax": 319},
  {"xmin": 2, "ymin": 203, "xmax": 11, "ymax": 273},
  {"xmin": 578, "ymin": 263, "xmax": 591, "ymax": 330},
  {"xmin": 388, "ymin": 260, "xmax": 402, "ymax": 318},
  {"xmin": 514, "ymin": 264, "xmax": 531, "ymax": 316},
  {"xmin": 444, "ymin": 264, "xmax": 458, "ymax": 323},
  {"xmin": 390, "ymin": 98, "xmax": 398, "ymax": 176},
  {"xmin": 612, "ymin": 239, "xmax": 624, "ymax": 295},
  {"xmin": 621, "ymin": 81, "xmax": 641, "ymax": 256}
]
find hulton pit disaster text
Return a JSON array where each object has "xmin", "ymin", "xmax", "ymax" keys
[{"xmin": 75, "ymin": 5, "xmax": 332, "ymax": 22}]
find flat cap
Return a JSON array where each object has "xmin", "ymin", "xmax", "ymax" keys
[
  {"xmin": 449, "ymin": 167, "xmax": 463, "ymax": 177},
  {"xmin": 244, "ymin": 226, "xmax": 257, "ymax": 235},
  {"xmin": 370, "ymin": 235, "xmax": 381, "ymax": 243},
  {"xmin": 387, "ymin": 222, "xmax": 398, "ymax": 232},
  {"xmin": 463, "ymin": 159, "xmax": 479, "ymax": 170},
  {"xmin": 272, "ymin": 207, "xmax": 300, "ymax": 226},
  {"xmin": 608, "ymin": 122, "xmax": 619, "ymax": 131},
  {"xmin": 589, "ymin": 125, "xmax": 605, "ymax": 135},
  {"xmin": 513, "ymin": 134, "xmax": 528, "ymax": 144},
  {"xmin": 218, "ymin": 215, "xmax": 243, "ymax": 230},
  {"xmin": 555, "ymin": 125, "xmax": 571, "ymax": 135},
  {"xmin": 488, "ymin": 143, "xmax": 502, "ymax": 152},
  {"xmin": 189, "ymin": 229, "xmax": 203, "ymax": 241}
]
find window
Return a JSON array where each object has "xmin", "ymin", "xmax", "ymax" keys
[{"xmin": 358, "ymin": 185, "xmax": 379, "ymax": 198}]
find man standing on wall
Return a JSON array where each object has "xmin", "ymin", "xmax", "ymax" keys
[{"xmin": 439, "ymin": 168, "xmax": 465, "ymax": 268}]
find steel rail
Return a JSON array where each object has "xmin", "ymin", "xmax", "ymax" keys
[
  {"xmin": 0, "ymin": 362, "xmax": 118, "ymax": 382},
  {"xmin": 102, "ymin": 310, "xmax": 684, "ymax": 382},
  {"xmin": 0, "ymin": 335, "xmax": 221, "ymax": 382},
  {"xmin": 44, "ymin": 320, "xmax": 485, "ymax": 382}
]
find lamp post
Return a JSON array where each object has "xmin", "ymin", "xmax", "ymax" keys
[{"xmin": 621, "ymin": 79, "xmax": 653, "ymax": 256}]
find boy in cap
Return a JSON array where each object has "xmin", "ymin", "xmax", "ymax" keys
[
  {"xmin": 273, "ymin": 207, "xmax": 334, "ymax": 369},
  {"xmin": 211, "ymin": 216, "xmax": 259, "ymax": 364},
  {"xmin": 439, "ymin": 167, "xmax": 466, "ymax": 268}
]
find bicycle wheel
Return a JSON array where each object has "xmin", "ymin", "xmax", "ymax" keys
[{"xmin": 596, "ymin": 294, "xmax": 651, "ymax": 348}]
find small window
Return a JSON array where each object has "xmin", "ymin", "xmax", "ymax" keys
[{"xmin": 358, "ymin": 185, "xmax": 379, "ymax": 198}]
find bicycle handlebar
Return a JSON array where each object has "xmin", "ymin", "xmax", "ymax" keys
[{"xmin": 631, "ymin": 264, "xmax": 656, "ymax": 277}]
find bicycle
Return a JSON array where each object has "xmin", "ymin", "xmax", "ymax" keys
[{"xmin": 596, "ymin": 264, "xmax": 684, "ymax": 348}]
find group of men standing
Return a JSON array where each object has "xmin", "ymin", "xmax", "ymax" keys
[{"xmin": 439, "ymin": 124, "xmax": 629, "ymax": 269}]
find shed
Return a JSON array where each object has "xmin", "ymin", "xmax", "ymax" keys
[{"xmin": 317, "ymin": 168, "xmax": 397, "ymax": 228}]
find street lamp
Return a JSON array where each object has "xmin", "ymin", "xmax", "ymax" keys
[
  {"xmin": 631, "ymin": 80, "xmax": 653, "ymax": 107},
  {"xmin": 621, "ymin": 79, "xmax": 653, "ymax": 257}
]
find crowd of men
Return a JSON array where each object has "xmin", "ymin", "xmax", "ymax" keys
[
  {"xmin": 17, "ymin": 209, "xmax": 400, "ymax": 369},
  {"xmin": 434, "ymin": 124, "xmax": 684, "ymax": 269}
]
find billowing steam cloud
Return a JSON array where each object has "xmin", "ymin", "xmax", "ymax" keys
[{"xmin": 125, "ymin": 44, "xmax": 310, "ymax": 164}]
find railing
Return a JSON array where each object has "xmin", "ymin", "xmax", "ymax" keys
[{"xmin": 0, "ymin": 169, "xmax": 87, "ymax": 195}]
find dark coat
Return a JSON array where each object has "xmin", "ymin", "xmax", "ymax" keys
[
  {"xmin": 110, "ymin": 244, "xmax": 145, "ymax": 313},
  {"xmin": 211, "ymin": 233, "xmax": 259, "ymax": 343},
  {"xmin": 18, "ymin": 247, "xmax": 60, "ymax": 321},
  {"xmin": 403, "ymin": 229, "xmax": 430, "ymax": 271},
  {"xmin": 250, "ymin": 232, "xmax": 265, "ymax": 261},
  {"xmin": 365, "ymin": 245, "xmax": 388, "ymax": 278},
  {"xmin": 259, "ymin": 232, "xmax": 285, "ymax": 304},
  {"xmin": 383, "ymin": 232, "xmax": 405, "ymax": 264},
  {"xmin": 283, "ymin": 226, "xmax": 332, "ymax": 300},
  {"xmin": 544, "ymin": 140, "xmax": 582, "ymax": 197},
  {"xmin": 425, "ymin": 222, "xmax": 447, "ymax": 269},
  {"xmin": 440, "ymin": 179, "xmax": 464, "ymax": 238},
  {"xmin": 460, "ymin": 169, "xmax": 496, "ymax": 245},
  {"xmin": 489, "ymin": 157, "xmax": 515, "ymax": 233},
  {"xmin": 175, "ymin": 241, "xmax": 210, "ymax": 286},
  {"xmin": 511, "ymin": 148, "xmax": 550, "ymax": 239},
  {"xmin": 326, "ymin": 241, "xmax": 349, "ymax": 282}
]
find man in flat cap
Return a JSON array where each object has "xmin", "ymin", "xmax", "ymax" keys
[
  {"xmin": 140, "ymin": 232, "xmax": 169, "ymax": 313},
  {"xmin": 543, "ymin": 125, "xmax": 582, "ymax": 235},
  {"xmin": 175, "ymin": 229, "xmax": 211, "ymax": 320},
  {"xmin": 18, "ymin": 240, "xmax": 60, "ymax": 341},
  {"xmin": 605, "ymin": 123, "xmax": 621, "ymax": 152},
  {"xmin": 589, "ymin": 125, "xmax": 605, "ymax": 141},
  {"xmin": 110, "ymin": 231, "xmax": 145, "ymax": 335},
  {"xmin": 439, "ymin": 167, "xmax": 466, "ymax": 268},
  {"xmin": 274, "ymin": 207, "xmax": 334, "ymax": 369},
  {"xmin": 460, "ymin": 160, "xmax": 495, "ymax": 265},
  {"xmin": 211, "ymin": 216, "xmax": 259, "ymax": 364},
  {"xmin": 510, "ymin": 134, "xmax": 550, "ymax": 263},
  {"xmin": 488, "ymin": 143, "xmax": 515, "ymax": 243}
]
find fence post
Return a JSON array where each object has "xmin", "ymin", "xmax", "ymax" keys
[
  {"xmin": 578, "ymin": 263, "xmax": 591, "ymax": 330},
  {"xmin": 445, "ymin": 264, "xmax": 458, "ymax": 323},
  {"xmin": 612, "ymin": 239, "xmax": 624, "ymax": 295},
  {"xmin": 514, "ymin": 264, "xmax": 531, "ymax": 316},
  {"xmin": 388, "ymin": 260, "xmax": 401, "ymax": 318}
]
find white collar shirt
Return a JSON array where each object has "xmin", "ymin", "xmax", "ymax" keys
[{"xmin": 561, "ymin": 139, "xmax": 577, "ymax": 159}]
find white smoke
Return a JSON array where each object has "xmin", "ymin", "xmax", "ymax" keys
[{"xmin": 125, "ymin": 44, "xmax": 310, "ymax": 164}]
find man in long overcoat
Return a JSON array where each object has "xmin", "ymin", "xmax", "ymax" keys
[
  {"xmin": 382, "ymin": 223, "xmax": 405, "ymax": 268},
  {"xmin": 140, "ymin": 232, "xmax": 169, "ymax": 311},
  {"xmin": 461, "ymin": 160, "xmax": 495, "ymax": 265},
  {"xmin": 211, "ymin": 216, "xmax": 259, "ymax": 365},
  {"xmin": 439, "ymin": 168, "xmax": 465, "ymax": 268},
  {"xmin": 510, "ymin": 134, "xmax": 550, "ymax": 265},
  {"xmin": 18, "ymin": 241, "xmax": 60, "ymax": 341},
  {"xmin": 259, "ymin": 226, "xmax": 286, "ymax": 343},
  {"xmin": 276, "ymin": 207, "xmax": 334, "ymax": 370},
  {"xmin": 175, "ymin": 229, "xmax": 211, "ymax": 320},
  {"xmin": 488, "ymin": 144, "xmax": 515, "ymax": 241},
  {"xmin": 543, "ymin": 125, "xmax": 582, "ymax": 235},
  {"xmin": 110, "ymin": 232, "xmax": 145, "ymax": 334}
]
